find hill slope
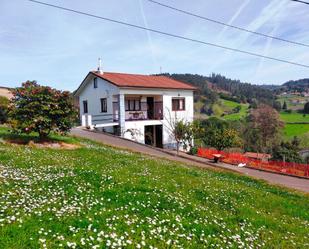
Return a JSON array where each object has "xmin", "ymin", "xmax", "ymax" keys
[
  {"xmin": 261, "ymin": 78, "xmax": 309, "ymax": 94},
  {"xmin": 283, "ymin": 78, "xmax": 309, "ymax": 89},
  {"xmin": 0, "ymin": 127, "xmax": 308, "ymax": 248},
  {"xmin": 160, "ymin": 73, "xmax": 275, "ymax": 104},
  {"xmin": 0, "ymin": 87, "xmax": 12, "ymax": 99}
]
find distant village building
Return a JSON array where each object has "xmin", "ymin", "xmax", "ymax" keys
[{"xmin": 74, "ymin": 64, "xmax": 196, "ymax": 150}]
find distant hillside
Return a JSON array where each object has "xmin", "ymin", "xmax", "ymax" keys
[
  {"xmin": 159, "ymin": 73, "xmax": 275, "ymax": 104},
  {"xmin": 260, "ymin": 79, "xmax": 309, "ymax": 94},
  {"xmin": 282, "ymin": 79, "xmax": 309, "ymax": 92},
  {"xmin": 0, "ymin": 87, "xmax": 13, "ymax": 99}
]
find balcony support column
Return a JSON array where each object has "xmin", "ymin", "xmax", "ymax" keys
[{"xmin": 118, "ymin": 94, "xmax": 126, "ymax": 135}]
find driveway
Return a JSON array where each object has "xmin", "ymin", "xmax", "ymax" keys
[{"xmin": 71, "ymin": 128, "xmax": 309, "ymax": 193}]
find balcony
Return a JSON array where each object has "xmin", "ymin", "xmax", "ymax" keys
[{"xmin": 113, "ymin": 95, "xmax": 163, "ymax": 121}]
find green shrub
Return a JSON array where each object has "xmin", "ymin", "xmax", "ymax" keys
[
  {"xmin": 189, "ymin": 146, "xmax": 198, "ymax": 155},
  {"xmin": 0, "ymin": 96, "xmax": 9, "ymax": 124},
  {"xmin": 9, "ymin": 81, "xmax": 78, "ymax": 139}
]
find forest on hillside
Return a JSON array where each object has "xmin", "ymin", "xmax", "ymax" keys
[
  {"xmin": 160, "ymin": 73, "xmax": 275, "ymax": 105},
  {"xmin": 261, "ymin": 78, "xmax": 309, "ymax": 94}
]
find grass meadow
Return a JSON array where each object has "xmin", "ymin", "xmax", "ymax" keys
[
  {"xmin": 0, "ymin": 127, "xmax": 308, "ymax": 248},
  {"xmin": 283, "ymin": 124, "xmax": 309, "ymax": 138},
  {"xmin": 220, "ymin": 99, "xmax": 249, "ymax": 121},
  {"xmin": 280, "ymin": 112, "xmax": 309, "ymax": 123}
]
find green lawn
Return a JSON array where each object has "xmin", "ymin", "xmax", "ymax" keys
[
  {"xmin": 220, "ymin": 99, "xmax": 240, "ymax": 108},
  {"xmin": 194, "ymin": 99, "xmax": 249, "ymax": 121},
  {"xmin": 283, "ymin": 124, "xmax": 309, "ymax": 138},
  {"xmin": 0, "ymin": 127, "xmax": 308, "ymax": 248},
  {"xmin": 222, "ymin": 100, "xmax": 249, "ymax": 121},
  {"xmin": 280, "ymin": 112, "xmax": 309, "ymax": 123},
  {"xmin": 280, "ymin": 112, "xmax": 309, "ymax": 139}
]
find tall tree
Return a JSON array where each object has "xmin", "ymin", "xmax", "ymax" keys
[
  {"xmin": 272, "ymin": 100, "xmax": 282, "ymax": 112},
  {"xmin": 304, "ymin": 102, "xmax": 309, "ymax": 114},
  {"xmin": 282, "ymin": 101, "xmax": 288, "ymax": 110},
  {"xmin": 200, "ymin": 117, "xmax": 242, "ymax": 151},
  {"xmin": 272, "ymin": 137, "xmax": 303, "ymax": 163},
  {"xmin": 247, "ymin": 105, "xmax": 283, "ymax": 153}
]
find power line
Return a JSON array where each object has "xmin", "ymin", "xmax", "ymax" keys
[
  {"xmin": 27, "ymin": 0, "xmax": 309, "ymax": 69},
  {"xmin": 148, "ymin": 0, "xmax": 309, "ymax": 48},
  {"xmin": 291, "ymin": 0, "xmax": 309, "ymax": 5}
]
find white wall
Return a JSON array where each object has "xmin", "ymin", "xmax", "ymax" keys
[
  {"xmin": 162, "ymin": 91, "xmax": 194, "ymax": 149},
  {"xmin": 78, "ymin": 82, "xmax": 194, "ymax": 149},
  {"xmin": 120, "ymin": 88, "xmax": 194, "ymax": 148},
  {"xmin": 78, "ymin": 75, "xmax": 119, "ymax": 125},
  {"xmin": 123, "ymin": 120, "xmax": 162, "ymax": 143}
]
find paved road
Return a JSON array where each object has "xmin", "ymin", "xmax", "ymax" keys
[{"xmin": 71, "ymin": 128, "xmax": 309, "ymax": 193}]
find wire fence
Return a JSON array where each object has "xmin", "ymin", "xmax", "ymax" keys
[{"xmin": 197, "ymin": 148, "xmax": 309, "ymax": 178}]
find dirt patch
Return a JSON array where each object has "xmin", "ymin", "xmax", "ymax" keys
[{"xmin": 5, "ymin": 139, "xmax": 81, "ymax": 150}]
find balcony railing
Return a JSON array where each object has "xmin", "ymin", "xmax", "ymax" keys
[
  {"xmin": 92, "ymin": 113, "xmax": 119, "ymax": 125},
  {"xmin": 113, "ymin": 101, "xmax": 163, "ymax": 121}
]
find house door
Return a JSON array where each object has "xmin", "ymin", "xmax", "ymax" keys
[
  {"xmin": 144, "ymin": 125, "xmax": 154, "ymax": 146},
  {"xmin": 155, "ymin": 125, "xmax": 163, "ymax": 148},
  {"xmin": 147, "ymin": 97, "xmax": 154, "ymax": 119},
  {"xmin": 144, "ymin": 125, "xmax": 163, "ymax": 148}
]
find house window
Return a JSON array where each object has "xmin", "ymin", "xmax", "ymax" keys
[
  {"xmin": 93, "ymin": 78, "xmax": 98, "ymax": 88},
  {"xmin": 83, "ymin": 100, "xmax": 88, "ymax": 113},
  {"xmin": 125, "ymin": 99, "xmax": 141, "ymax": 111},
  {"xmin": 172, "ymin": 98, "xmax": 185, "ymax": 111},
  {"xmin": 100, "ymin": 98, "xmax": 107, "ymax": 112}
]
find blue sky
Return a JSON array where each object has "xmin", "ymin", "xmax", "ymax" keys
[{"xmin": 1, "ymin": 0, "xmax": 309, "ymax": 91}]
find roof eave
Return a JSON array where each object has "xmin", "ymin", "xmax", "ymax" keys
[
  {"xmin": 118, "ymin": 86, "xmax": 196, "ymax": 91},
  {"xmin": 75, "ymin": 71, "xmax": 197, "ymax": 95}
]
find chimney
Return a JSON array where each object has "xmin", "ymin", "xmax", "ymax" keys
[{"xmin": 97, "ymin": 58, "xmax": 103, "ymax": 74}]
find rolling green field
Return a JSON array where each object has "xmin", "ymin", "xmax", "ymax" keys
[
  {"xmin": 0, "ymin": 127, "xmax": 309, "ymax": 248},
  {"xmin": 194, "ymin": 98, "xmax": 249, "ymax": 120},
  {"xmin": 222, "ymin": 100, "xmax": 249, "ymax": 120},
  {"xmin": 195, "ymin": 98, "xmax": 309, "ymax": 140},
  {"xmin": 283, "ymin": 124, "xmax": 309, "ymax": 138},
  {"xmin": 280, "ymin": 112, "xmax": 309, "ymax": 123},
  {"xmin": 211, "ymin": 99, "xmax": 249, "ymax": 120},
  {"xmin": 280, "ymin": 112, "xmax": 309, "ymax": 139}
]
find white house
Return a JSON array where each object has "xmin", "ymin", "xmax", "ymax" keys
[{"xmin": 74, "ymin": 68, "xmax": 196, "ymax": 149}]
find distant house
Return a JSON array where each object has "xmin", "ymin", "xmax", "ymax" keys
[
  {"xmin": 0, "ymin": 86, "xmax": 13, "ymax": 99},
  {"xmin": 244, "ymin": 152, "xmax": 271, "ymax": 162},
  {"xmin": 74, "ymin": 66, "xmax": 196, "ymax": 149}
]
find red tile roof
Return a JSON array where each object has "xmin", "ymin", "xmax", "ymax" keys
[{"xmin": 91, "ymin": 71, "xmax": 197, "ymax": 90}]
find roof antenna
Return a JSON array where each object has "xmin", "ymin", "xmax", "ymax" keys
[
  {"xmin": 160, "ymin": 66, "xmax": 162, "ymax": 74},
  {"xmin": 97, "ymin": 58, "xmax": 103, "ymax": 74}
]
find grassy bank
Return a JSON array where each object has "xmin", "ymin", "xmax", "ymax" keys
[
  {"xmin": 280, "ymin": 112, "xmax": 309, "ymax": 123},
  {"xmin": 0, "ymin": 127, "xmax": 308, "ymax": 248},
  {"xmin": 283, "ymin": 124, "xmax": 309, "ymax": 138}
]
